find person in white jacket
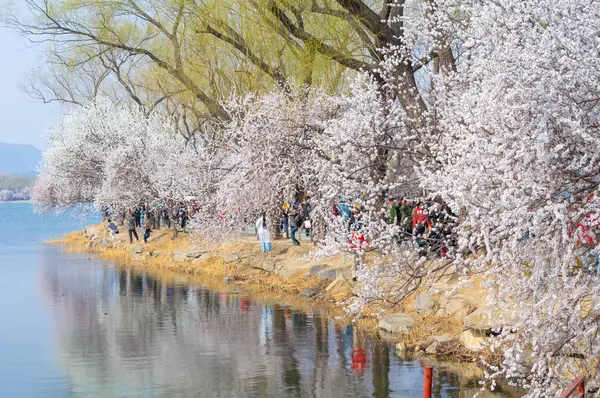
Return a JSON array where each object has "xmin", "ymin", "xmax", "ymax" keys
[{"xmin": 256, "ymin": 212, "xmax": 272, "ymax": 253}]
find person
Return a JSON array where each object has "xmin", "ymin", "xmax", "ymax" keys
[
  {"xmin": 143, "ymin": 214, "xmax": 151, "ymax": 243},
  {"xmin": 181, "ymin": 209, "xmax": 189, "ymax": 229},
  {"xmin": 256, "ymin": 212, "xmax": 272, "ymax": 253},
  {"xmin": 102, "ymin": 205, "xmax": 109, "ymax": 221},
  {"xmin": 412, "ymin": 202, "xmax": 429, "ymax": 229},
  {"xmin": 389, "ymin": 198, "xmax": 399, "ymax": 224},
  {"xmin": 134, "ymin": 208, "xmax": 141, "ymax": 228},
  {"xmin": 106, "ymin": 220, "xmax": 118, "ymax": 239},
  {"xmin": 402, "ymin": 200, "xmax": 414, "ymax": 234},
  {"xmin": 289, "ymin": 209, "xmax": 301, "ymax": 246},
  {"xmin": 126, "ymin": 211, "xmax": 140, "ymax": 244},
  {"xmin": 162, "ymin": 208, "xmax": 170, "ymax": 228},
  {"xmin": 302, "ymin": 197, "xmax": 313, "ymax": 238},
  {"xmin": 170, "ymin": 207, "xmax": 179, "ymax": 240},
  {"xmin": 337, "ymin": 198, "xmax": 352, "ymax": 220},
  {"xmin": 281, "ymin": 202, "xmax": 290, "ymax": 238}
]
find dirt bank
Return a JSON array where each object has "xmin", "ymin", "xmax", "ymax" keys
[{"xmin": 49, "ymin": 223, "xmax": 505, "ymax": 366}]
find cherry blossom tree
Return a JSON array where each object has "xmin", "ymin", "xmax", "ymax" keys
[
  {"xmin": 422, "ymin": 0, "xmax": 600, "ymax": 395},
  {"xmin": 33, "ymin": 98, "xmax": 213, "ymax": 213}
]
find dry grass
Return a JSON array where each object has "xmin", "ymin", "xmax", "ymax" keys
[
  {"xmin": 405, "ymin": 313, "xmax": 463, "ymax": 347},
  {"xmin": 45, "ymin": 231, "xmax": 87, "ymax": 250}
]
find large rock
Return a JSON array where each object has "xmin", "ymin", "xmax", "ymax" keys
[
  {"xmin": 378, "ymin": 314, "xmax": 414, "ymax": 335},
  {"xmin": 224, "ymin": 252, "xmax": 241, "ymax": 263},
  {"xmin": 172, "ymin": 250, "xmax": 188, "ymax": 262},
  {"xmin": 186, "ymin": 249, "xmax": 208, "ymax": 259},
  {"xmin": 300, "ymin": 288, "xmax": 319, "ymax": 299},
  {"xmin": 304, "ymin": 264, "xmax": 328, "ymax": 277},
  {"xmin": 425, "ymin": 342, "xmax": 440, "ymax": 355},
  {"xmin": 395, "ymin": 341, "xmax": 407, "ymax": 352},
  {"xmin": 100, "ymin": 239, "xmax": 111, "ymax": 249},
  {"xmin": 431, "ymin": 335, "xmax": 453, "ymax": 343},
  {"xmin": 254, "ymin": 258, "xmax": 277, "ymax": 273},
  {"xmin": 325, "ymin": 276, "xmax": 352, "ymax": 301},
  {"xmin": 436, "ymin": 294, "xmax": 476, "ymax": 319},
  {"xmin": 460, "ymin": 329, "xmax": 486, "ymax": 349},
  {"xmin": 134, "ymin": 245, "xmax": 144, "ymax": 254},
  {"xmin": 463, "ymin": 308, "xmax": 517, "ymax": 334},
  {"xmin": 414, "ymin": 292, "xmax": 434, "ymax": 316},
  {"xmin": 83, "ymin": 228, "xmax": 96, "ymax": 240},
  {"xmin": 131, "ymin": 253, "xmax": 149, "ymax": 261},
  {"xmin": 317, "ymin": 269, "xmax": 339, "ymax": 282}
]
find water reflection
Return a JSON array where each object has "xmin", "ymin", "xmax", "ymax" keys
[{"xmin": 40, "ymin": 253, "xmax": 515, "ymax": 397}]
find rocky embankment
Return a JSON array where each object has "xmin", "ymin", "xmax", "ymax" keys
[{"xmin": 64, "ymin": 223, "xmax": 514, "ymax": 363}]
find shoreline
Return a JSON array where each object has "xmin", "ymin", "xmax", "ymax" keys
[{"xmin": 50, "ymin": 223, "xmax": 503, "ymax": 366}]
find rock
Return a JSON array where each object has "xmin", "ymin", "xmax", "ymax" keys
[
  {"xmin": 317, "ymin": 269, "xmax": 338, "ymax": 282},
  {"xmin": 304, "ymin": 264, "xmax": 328, "ymax": 277},
  {"xmin": 152, "ymin": 250, "xmax": 163, "ymax": 257},
  {"xmin": 395, "ymin": 341, "xmax": 407, "ymax": 352},
  {"xmin": 436, "ymin": 294, "xmax": 476, "ymax": 319},
  {"xmin": 460, "ymin": 329, "xmax": 486, "ymax": 349},
  {"xmin": 414, "ymin": 292, "xmax": 434, "ymax": 316},
  {"xmin": 131, "ymin": 253, "xmax": 149, "ymax": 261},
  {"xmin": 224, "ymin": 252, "xmax": 241, "ymax": 263},
  {"xmin": 99, "ymin": 239, "xmax": 111, "ymax": 249},
  {"xmin": 431, "ymin": 335, "xmax": 453, "ymax": 343},
  {"xmin": 463, "ymin": 308, "xmax": 517, "ymax": 334},
  {"xmin": 378, "ymin": 314, "xmax": 414, "ymax": 335},
  {"xmin": 255, "ymin": 258, "xmax": 277, "ymax": 273},
  {"xmin": 223, "ymin": 276, "xmax": 233, "ymax": 284},
  {"xmin": 425, "ymin": 342, "xmax": 440, "ymax": 355},
  {"xmin": 86, "ymin": 241, "xmax": 94, "ymax": 250},
  {"xmin": 325, "ymin": 276, "xmax": 352, "ymax": 302},
  {"xmin": 300, "ymin": 288, "xmax": 319, "ymax": 299},
  {"xmin": 112, "ymin": 241, "xmax": 124, "ymax": 249},
  {"xmin": 172, "ymin": 250, "xmax": 188, "ymax": 262},
  {"xmin": 134, "ymin": 245, "xmax": 143, "ymax": 254},
  {"xmin": 186, "ymin": 249, "xmax": 208, "ymax": 259}
]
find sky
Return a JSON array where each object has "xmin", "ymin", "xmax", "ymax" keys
[{"xmin": 0, "ymin": 25, "xmax": 60, "ymax": 150}]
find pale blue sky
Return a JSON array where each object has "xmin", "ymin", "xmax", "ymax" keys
[{"xmin": 0, "ymin": 25, "xmax": 59, "ymax": 149}]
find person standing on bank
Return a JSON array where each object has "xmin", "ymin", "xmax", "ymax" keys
[
  {"xmin": 126, "ymin": 211, "xmax": 140, "ymax": 244},
  {"xmin": 143, "ymin": 213, "xmax": 151, "ymax": 243},
  {"xmin": 256, "ymin": 211, "xmax": 272, "ymax": 253},
  {"xmin": 289, "ymin": 209, "xmax": 301, "ymax": 246},
  {"xmin": 302, "ymin": 197, "xmax": 313, "ymax": 238}
]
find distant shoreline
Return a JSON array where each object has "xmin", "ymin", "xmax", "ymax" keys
[{"xmin": 0, "ymin": 200, "xmax": 33, "ymax": 204}]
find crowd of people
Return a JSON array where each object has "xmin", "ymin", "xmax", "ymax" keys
[
  {"xmin": 102, "ymin": 203, "xmax": 198, "ymax": 244},
  {"xmin": 387, "ymin": 197, "xmax": 459, "ymax": 258},
  {"xmin": 255, "ymin": 195, "xmax": 313, "ymax": 254},
  {"xmin": 99, "ymin": 194, "xmax": 458, "ymax": 265}
]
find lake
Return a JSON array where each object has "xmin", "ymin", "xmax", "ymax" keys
[{"xmin": 0, "ymin": 202, "xmax": 514, "ymax": 397}]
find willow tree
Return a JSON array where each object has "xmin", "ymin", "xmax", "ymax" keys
[{"xmin": 7, "ymin": 0, "xmax": 460, "ymax": 121}]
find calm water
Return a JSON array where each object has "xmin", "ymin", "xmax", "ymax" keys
[{"xmin": 0, "ymin": 203, "xmax": 512, "ymax": 397}]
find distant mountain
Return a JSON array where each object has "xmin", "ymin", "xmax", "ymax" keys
[{"xmin": 0, "ymin": 143, "xmax": 42, "ymax": 176}]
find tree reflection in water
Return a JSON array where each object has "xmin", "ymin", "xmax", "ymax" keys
[{"xmin": 41, "ymin": 255, "xmax": 516, "ymax": 398}]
